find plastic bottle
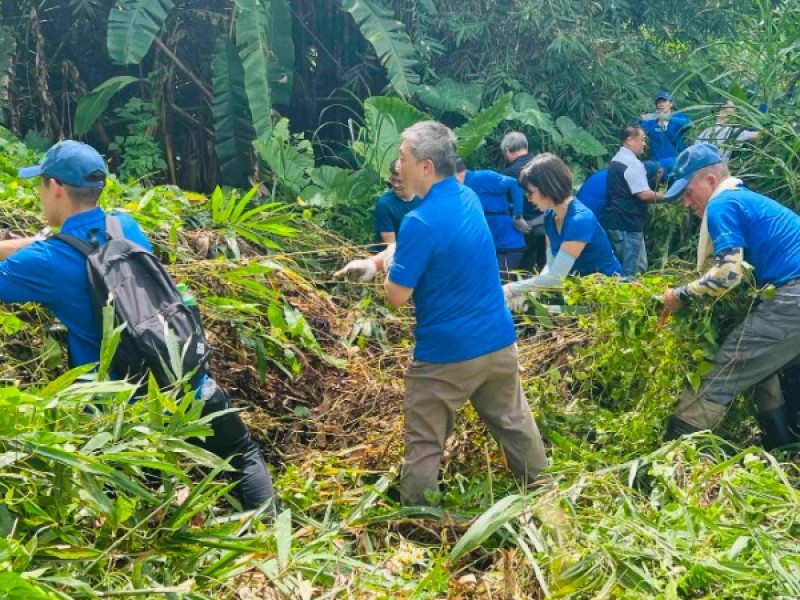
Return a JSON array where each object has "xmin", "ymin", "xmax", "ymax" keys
[{"xmin": 177, "ymin": 282, "xmax": 202, "ymax": 325}]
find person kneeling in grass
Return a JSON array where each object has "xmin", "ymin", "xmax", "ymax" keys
[{"xmin": 504, "ymin": 153, "xmax": 624, "ymax": 312}]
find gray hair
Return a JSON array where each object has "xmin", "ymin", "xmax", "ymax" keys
[
  {"xmin": 401, "ymin": 121, "xmax": 458, "ymax": 177},
  {"xmin": 500, "ymin": 131, "xmax": 528, "ymax": 153}
]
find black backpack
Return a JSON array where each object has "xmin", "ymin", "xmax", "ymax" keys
[{"xmin": 53, "ymin": 215, "xmax": 210, "ymax": 389}]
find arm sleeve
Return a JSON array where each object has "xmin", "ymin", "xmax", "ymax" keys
[
  {"xmin": 500, "ymin": 174, "xmax": 525, "ymax": 217},
  {"xmin": 675, "ymin": 248, "xmax": 745, "ymax": 302},
  {"xmin": 736, "ymin": 129, "xmax": 759, "ymax": 142},
  {"xmin": 507, "ymin": 250, "xmax": 576, "ymax": 294},
  {"xmin": 624, "ymin": 162, "xmax": 651, "ymax": 195},
  {"xmin": 374, "ymin": 198, "xmax": 394, "ymax": 234},
  {"xmin": 0, "ymin": 243, "xmax": 56, "ymax": 305},
  {"xmin": 388, "ymin": 216, "xmax": 435, "ymax": 289}
]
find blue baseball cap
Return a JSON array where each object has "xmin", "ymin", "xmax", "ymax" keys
[
  {"xmin": 664, "ymin": 143, "xmax": 723, "ymax": 199},
  {"xmin": 655, "ymin": 91, "xmax": 673, "ymax": 102},
  {"xmin": 18, "ymin": 140, "xmax": 107, "ymax": 188}
]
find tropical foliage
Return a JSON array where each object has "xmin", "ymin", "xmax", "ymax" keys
[{"xmin": 0, "ymin": 127, "xmax": 798, "ymax": 598}]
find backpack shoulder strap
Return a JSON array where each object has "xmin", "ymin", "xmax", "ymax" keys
[
  {"xmin": 105, "ymin": 215, "xmax": 124, "ymax": 240},
  {"xmin": 52, "ymin": 232, "xmax": 96, "ymax": 257}
]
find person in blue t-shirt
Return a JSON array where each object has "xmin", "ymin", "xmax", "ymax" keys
[
  {"xmin": 501, "ymin": 131, "xmax": 546, "ymax": 271},
  {"xmin": 660, "ymin": 143, "xmax": 800, "ymax": 448},
  {"xmin": 4, "ymin": 141, "xmax": 275, "ymax": 511},
  {"xmin": 578, "ymin": 162, "xmax": 662, "ymax": 218},
  {"xmin": 373, "ymin": 159, "xmax": 422, "ymax": 250},
  {"xmin": 575, "ymin": 168, "xmax": 608, "ymax": 217},
  {"xmin": 503, "ymin": 154, "xmax": 623, "ymax": 311},
  {"xmin": 639, "ymin": 91, "xmax": 693, "ymax": 178},
  {"xmin": 334, "ymin": 121, "xmax": 547, "ymax": 505},
  {"xmin": 455, "ymin": 159, "xmax": 526, "ymax": 281}
]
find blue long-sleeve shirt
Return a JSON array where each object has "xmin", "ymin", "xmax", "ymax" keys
[{"xmin": 463, "ymin": 169, "xmax": 526, "ymax": 250}]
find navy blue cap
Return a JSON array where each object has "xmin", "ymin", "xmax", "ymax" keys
[
  {"xmin": 664, "ymin": 143, "xmax": 723, "ymax": 199},
  {"xmin": 655, "ymin": 91, "xmax": 673, "ymax": 102},
  {"xmin": 18, "ymin": 140, "xmax": 106, "ymax": 188}
]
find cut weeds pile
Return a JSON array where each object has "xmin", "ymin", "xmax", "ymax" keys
[{"xmin": 0, "ymin": 128, "xmax": 798, "ymax": 598}]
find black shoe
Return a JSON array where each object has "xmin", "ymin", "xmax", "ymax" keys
[
  {"xmin": 759, "ymin": 407, "xmax": 799, "ymax": 450},
  {"xmin": 664, "ymin": 416, "xmax": 703, "ymax": 441}
]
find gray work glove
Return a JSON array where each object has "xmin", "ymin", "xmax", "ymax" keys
[{"xmin": 513, "ymin": 216, "xmax": 533, "ymax": 235}]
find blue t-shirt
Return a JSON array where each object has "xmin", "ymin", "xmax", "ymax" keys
[
  {"xmin": 708, "ymin": 185, "xmax": 800, "ymax": 287},
  {"xmin": 0, "ymin": 207, "xmax": 152, "ymax": 368},
  {"xmin": 576, "ymin": 169, "xmax": 608, "ymax": 217},
  {"xmin": 373, "ymin": 189, "xmax": 422, "ymax": 244},
  {"xmin": 463, "ymin": 170, "xmax": 526, "ymax": 250},
  {"xmin": 389, "ymin": 177, "xmax": 516, "ymax": 363},
  {"xmin": 639, "ymin": 112, "xmax": 692, "ymax": 176},
  {"xmin": 544, "ymin": 199, "xmax": 624, "ymax": 277}
]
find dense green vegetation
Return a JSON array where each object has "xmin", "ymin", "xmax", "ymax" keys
[{"xmin": 1, "ymin": 0, "xmax": 800, "ymax": 597}]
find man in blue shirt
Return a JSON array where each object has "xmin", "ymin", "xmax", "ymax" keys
[
  {"xmin": 5, "ymin": 141, "xmax": 275, "ymax": 510},
  {"xmin": 639, "ymin": 91, "xmax": 693, "ymax": 178},
  {"xmin": 335, "ymin": 121, "xmax": 547, "ymax": 505},
  {"xmin": 373, "ymin": 159, "xmax": 422, "ymax": 250},
  {"xmin": 455, "ymin": 159, "xmax": 526, "ymax": 281},
  {"xmin": 660, "ymin": 143, "xmax": 800, "ymax": 448},
  {"xmin": 501, "ymin": 132, "xmax": 545, "ymax": 271}
]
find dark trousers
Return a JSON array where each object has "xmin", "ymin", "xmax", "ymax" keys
[
  {"xmin": 497, "ymin": 248, "xmax": 525, "ymax": 283},
  {"xmin": 192, "ymin": 379, "xmax": 277, "ymax": 513},
  {"xmin": 519, "ymin": 224, "xmax": 546, "ymax": 273}
]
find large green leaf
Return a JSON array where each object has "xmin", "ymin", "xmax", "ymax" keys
[
  {"xmin": 107, "ymin": 0, "xmax": 174, "ymax": 65},
  {"xmin": 0, "ymin": 27, "xmax": 15, "ymax": 126},
  {"xmin": 267, "ymin": 0, "xmax": 295, "ymax": 105},
  {"xmin": 253, "ymin": 117, "xmax": 314, "ymax": 196},
  {"xmin": 339, "ymin": 0, "xmax": 419, "ymax": 99},
  {"xmin": 507, "ymin": 92, "xmax": 560, "ymax": 140},
  {"xmin": 353, "ymin": 96, "xmax": 429, "ymax": 179},
  {"xmin": 455, "ymin": 92, "xmax": 513, "ymax": 157},
  {"xmin": 235, "ymin": 0, "xmax": 273, "ymax": 141},
  {"xmin": 211, "ymin": 39, "xmax": 256, "ymax": 187},
  {"xmin": 556, "ymin": 116, "xmax": 607, "ymax": 157},
  {"xmin": 416, "ymin": 78, "xmax": 483, "ymax": 116},
  {"xmin": 73, "ymin": 76, "xmax": 138, "ymax": 135}
]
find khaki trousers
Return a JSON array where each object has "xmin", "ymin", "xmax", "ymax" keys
[{"xmin": 399, "ymin": 343, "xmax": 548, "ymax": 505}]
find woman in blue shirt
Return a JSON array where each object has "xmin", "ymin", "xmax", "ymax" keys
[{"xmin": 504, "ymin": 153, "xmax": 623, "ymax": 310}]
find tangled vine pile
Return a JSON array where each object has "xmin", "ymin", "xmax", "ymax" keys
[{"xmin": 0, "ymin": 129, "xmax": 798, "ymax": 599}]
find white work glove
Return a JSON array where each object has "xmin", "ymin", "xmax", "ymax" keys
[
  {"xmin": 504, "ymin": 284, "xmax": 534, "ymax": 313},
  {"xmin": 513, "ymin": 216, "xmax": 533, "ymax": 235},
  {"xmin": 333, "ymin": 244, "xmax": 395, "ymax": 282},
  {"xmin": 334, "ymin": 258, "xmax": 378, "ymax": 281}
]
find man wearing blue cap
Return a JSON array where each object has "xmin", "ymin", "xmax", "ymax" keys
[
  {"xmin": 3, "ymin": 140, "xmax": 277, "ymax": 510},
  {"xmin": 639, "ymin": 91, "xmax": 693, "ymax": 178},
  {"xmin": 660, "ymin": 143, "xmax": 800, "ymax": 448}
]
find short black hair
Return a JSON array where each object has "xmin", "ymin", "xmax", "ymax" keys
[
  {"xmin": 41, "ymin": 174, "xmax": 103, "ymax": 206},
  {"xmin": 389, "ymin": 159, "xmax": 399, "ymax": 176},
  {"xmin": 518, "ymin": 153, "xmax": 572, "ymax": 204},
  {"xmin": 620, "ymin": 124, "xmax": 644, "ymax": 144},
  {"xmin": 455, "ymin": 158, "xmax": 466, "ymax": 173}
]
